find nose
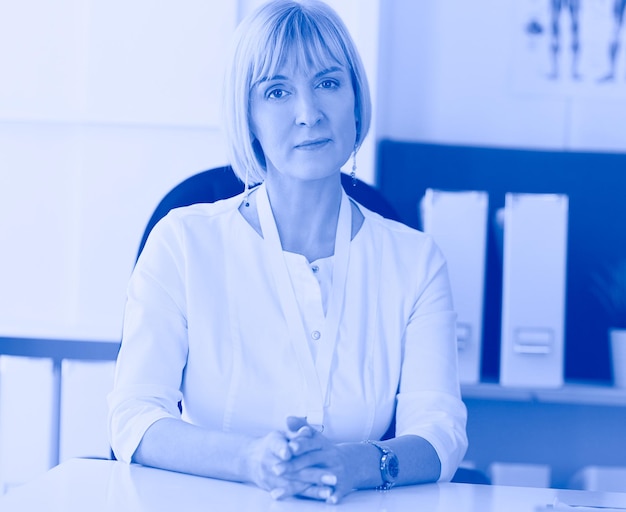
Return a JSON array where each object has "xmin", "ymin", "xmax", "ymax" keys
[{"xmin": 294, "ymin": 90, "xmax": 323, "ymax": 127}]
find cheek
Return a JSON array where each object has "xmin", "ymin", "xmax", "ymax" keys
[
  {"xmin": 338, "ymin": 95, "xmax": 357, "ymax": 141},
  {"xmin": 249, "ymin": 118, "xmax": 270, "ymax": 149},
  {"xmin": 339, "ymin": 110, "xmax": 357, "ymax": 145},
  {"xmin": 251, "ymin": 108, "xmax": 285, "ymax": 145},
  {"xmin": 249, "ymin": 98, "xmax": 272, "ymax": 141}
]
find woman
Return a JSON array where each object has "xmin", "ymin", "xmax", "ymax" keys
[{"xmin": 108, "ymin": 0, "xmax": 467, "ymax": 504}]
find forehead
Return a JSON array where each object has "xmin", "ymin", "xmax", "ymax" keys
[
  {"xmin": 249, "ymin": 17, "xmax": 350, "ymax": 86},
  {"xmin": 256, "ymin": 58, "xmax": 347, "ymax": 86}
]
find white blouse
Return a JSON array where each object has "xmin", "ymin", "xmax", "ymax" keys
[
  {"xmin": 108, "ymin": 184, "xmax": 468, "ymax": 481},
  {"xmin": 283, "ymin": 251, "xmax": 333, "ymax": 360}
]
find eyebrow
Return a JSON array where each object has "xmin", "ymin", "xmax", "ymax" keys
[
  {"xmin": 255, "ymin": 66, "xmax": 345, "ymax": 86},
  {"xmin": 313, "ymin": 66, "xmax": 344, "ymax": 79}
]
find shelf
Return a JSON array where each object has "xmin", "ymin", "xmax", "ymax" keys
[
  {"xmin": 0, "ymin": 337, "xmax": 120, "ymax": 361},
  {"xmin": 462, "ymin": 381, "xmax": 626, "ymax": 407},
  {"xmin": 3, "ymin": 336, "xmax": 626, "ymax": 407}
]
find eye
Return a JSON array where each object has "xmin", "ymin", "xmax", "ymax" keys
[
  {"xmin": 267, "ymin": 88, "xmax": 289, "ymax": 100},
  {"xmin": 318, "ymin": 79, "xmax": 339, "ymax": 89}
]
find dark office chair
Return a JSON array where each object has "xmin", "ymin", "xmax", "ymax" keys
[
  {"xmin": 451, "ymin": 467, "xmax": 491, "ymax": 485},
  {"xmin": 137, "ymin": 165, "xmax": 401, "ymax": 261}
]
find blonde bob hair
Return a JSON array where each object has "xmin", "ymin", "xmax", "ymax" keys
[{"xmin": 223, "ymin": 0, "xmax": 371, "ymax": 187}]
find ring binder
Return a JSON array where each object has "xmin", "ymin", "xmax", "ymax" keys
[
  {"xmin": 420, "ymin": 189, "xmax": 489, "ymax": 384},
  {"xmin": 499, "ymin": 193, "xmax": 569, "ymax": 388}
]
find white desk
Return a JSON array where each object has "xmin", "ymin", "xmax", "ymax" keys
[{"xmin": 2, "ymin": 459, "xmax": 626, "ymax": 512}]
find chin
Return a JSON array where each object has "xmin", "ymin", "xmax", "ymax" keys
[
  {"xmin": 296, "ymin": 158, "xmax": 348, "ymax": 180},
  {"xmin": 297, "ymin": 168, "xmax": 342, "ymax": 182}
]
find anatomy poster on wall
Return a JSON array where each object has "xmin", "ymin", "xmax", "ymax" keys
[{"xmin": 512, "ymin": 0, "xmax": 626, "ymax": 98}]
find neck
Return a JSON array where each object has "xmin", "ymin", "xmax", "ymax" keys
[{"xmin": 264, "ymin": 171, "xmax": 343, "ymax": 262}]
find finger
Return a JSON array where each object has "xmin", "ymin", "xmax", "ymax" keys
[
  {"xmin": 288, "ymin": 433, "xmax": 325, "ymax": 456},
  {"xmin": 267, "ymin": 431, "xmax": 292, "ymax": 461},
  {"xmin": 295, "ymin": 484, "xmax": 336, "ymax": 503},
  {"xmin": 287, "ymin": 417, "xmax": 325, "ymax": 438},
  {"xmin": 286, "ymin": 416, "xmax": 309, "ymax": 432},
  {"xmin": 286, "ymin": 427, "xmax": 315, "ymax": 444},
  {"xmin": 275, "ymin": 448, "xmax": 332, "ymax": 475},
  {"xmin": 281, "ymin": 467, "xmax": 338, "ymax": 486},
  {"xmin": 303, "ymin": 484, "xmax": 350, "ymax": 505},
  {"xmin": 269, "ymin": 480, "xmax": 315, "ymax": 501}
]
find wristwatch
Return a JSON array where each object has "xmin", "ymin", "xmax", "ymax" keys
[{"xmin": 366, "ymin": 440, "xmax": 399, "ymax": 490}]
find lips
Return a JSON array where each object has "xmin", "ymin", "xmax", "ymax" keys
[{"xmin": 295, "ymin": 138, "xmax": 331, "ymax": 150}]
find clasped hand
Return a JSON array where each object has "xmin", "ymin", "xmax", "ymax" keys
[{"xmin": 247, "ymin": 416, "xmax": 353, "ymax": 504}]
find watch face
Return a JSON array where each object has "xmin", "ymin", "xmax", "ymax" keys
[
  {"xmin": 383, "ymin": 452, "xmax": 400, "ymax": 481},
  {"xmin": 389, "ymin": 454, "xmax": 399, "ymax": 480}
]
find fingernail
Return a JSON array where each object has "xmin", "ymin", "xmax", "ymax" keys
[
  {"xmin": 297, "ymin": 426, "xmax": 312, "ymax": 436},
  {"xmin": 270, "ymin": 488, "xmax": 286, "ymax": 500},
  {"xmin": 279, "ymin": 447, "xmax": 290, "ymax": 460},
  {"xmin": 327, "ymin": 495, "xmax": 338, "ymax": 505},
  {"xmin": 273, "ymin": 463, "xmax": 285, "ymax": 476},
  {"xmin": 321, "ymin": 474, "xmax": 337, "ymax": 485},
  {"xmin": 289, "ymin": 441, "xmax": 300, "ymax": 452},
  {"xmin": 319, "ymin": 488, "xmax": 331, "ymax": 499}
]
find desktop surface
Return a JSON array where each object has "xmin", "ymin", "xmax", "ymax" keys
[{"xmin": 2, "ymin": 458, "xmax": 626, "ymax": 512}]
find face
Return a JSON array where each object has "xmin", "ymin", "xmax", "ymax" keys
[{"xmin": 249, "ymin": 56, "xmax": 357, "ymax": 182}]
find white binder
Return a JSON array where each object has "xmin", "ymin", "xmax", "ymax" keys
[
  {"xmin": 499, "ymin": 193, "xmax": 569, "ymax": 388},
  {"xmin": 421, "ymin": 189, "xmax": 489, "ymax": 384}
]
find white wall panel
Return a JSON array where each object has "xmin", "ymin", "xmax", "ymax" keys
[
  {"xmin": 0, "ymin": 124, "xmax": 81, "ymax": 335},
  {"xmin": 0, "ymin": 356, "xmax": 54, "ymax": 492},
  {"xmin": 0, "ymin": 0, "xmax": 87, "ymax": 121},
  {"xmin": 60, "ymin": 360, "xmax": 116, "ymax": 462},
  {"xmin": 0, "ymin": 1, "xmax": 236, "ymax": 340},
  {"xmin": 0, "ymin": 122, "xmax": 228, "ymax": 340},
  {"xmin": 83, "ymin": 1, "xmax": 236, "ymax": 126}
]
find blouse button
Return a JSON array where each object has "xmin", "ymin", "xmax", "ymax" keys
[
  {"xmin": 311, "ymin": 330, "xmax": 321, "ymax": 340},
  {"xmin": 311, "ymin": 265, "xmax": 320, "ymax": 273}
]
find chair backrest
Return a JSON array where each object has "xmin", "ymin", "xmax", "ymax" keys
[
  {"xmin": 451, "ymin": 467, "xmax": 491, "ymax": 485},
  {"xmin": 137, "ymin": 165, "xmax": 401, "ymax": 260}
]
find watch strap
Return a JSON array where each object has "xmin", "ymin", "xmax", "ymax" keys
[{"xmin": 365, "ymin": 440, "xmax": 398, "ymax": 491}]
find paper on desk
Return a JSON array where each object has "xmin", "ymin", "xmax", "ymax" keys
[{"xmin": 536, "ymin": 498, "xmax": 626, "ymax": 511}]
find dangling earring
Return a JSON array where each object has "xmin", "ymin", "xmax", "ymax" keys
[
  {"xmin": 351, "ymin": 147, "xmax": 357, "ymax": 187},
  {"xmin": 243, "ymin": 166, "xmax": 250, "ymax": 207}
]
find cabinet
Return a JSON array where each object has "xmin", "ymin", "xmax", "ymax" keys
[
  {"xmin": 462, "ymin": 382, "xmax": 626, "ymax": 488},
  {"xmin": 0, "ymin": 338, "xmax": 118, "ymax": 493}
]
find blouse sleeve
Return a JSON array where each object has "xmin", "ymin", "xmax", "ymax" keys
[
  {"xmin": 395, "ymin": 235, "xmax": 468, "ymax": 482},
  {"xmin": 107, "ymin": 213, "xmax": 189, "ymax": 463}
]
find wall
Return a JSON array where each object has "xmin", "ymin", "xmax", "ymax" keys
[
  {"xmin": 376, "ymin": 0, "xmax": 626, "ymax": 151},
  {"xmin": 0, "ymin": 1, "xmax": 237, "ymax": 341}
]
